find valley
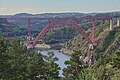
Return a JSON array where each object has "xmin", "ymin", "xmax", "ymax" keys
[{"xmin": 0, "ymin": 12, "xmax": 120, "ymax": 80}]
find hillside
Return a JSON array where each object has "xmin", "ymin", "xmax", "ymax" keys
[
  {"xmin": 0, "ymin": 19, "xmax": 28, "ymax": 38},
  {"xmin": 61, "ymin": 25, "xmax": 120, "ymax": 56}
]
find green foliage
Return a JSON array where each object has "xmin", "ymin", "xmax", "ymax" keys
[
  {"xmin": 0, "ymin": 37, "xmax": 10, "ymax": 80},
  {"xmin": 0, "ymin": 37, "xmax": 61, "ymax": 80},
  {"xmin": 95, "ymin": 27, "xmax": 120, "ymax": 56},
  {"xmin": 62, "ymin": 51, "xmax": 84, "ymax": 80},
  {"xmin": 42, "ymin": 27, "xmax": 78, "ymax": 42},
  {"xmin": 102, "ymin": 29, "xmax": 120, "ymax": 52},
  {"xmin": 62, "ymin": 49, "xmax": 120, "ymax": 80},
  {"xmin": 82, "ymin": 49, "xmax": 120, "ymax": 80},
  {"xmin": 96, "ymin": 21, "xmax": 109, "ymax": 37},
  {"xmin": 42, "ymin": 52, "xmax": 61, "ymax": 80}
]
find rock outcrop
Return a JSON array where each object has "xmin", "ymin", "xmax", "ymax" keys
[{"xmin": 61, "ymin": 27, "xmax": 120, "ymax": 56}]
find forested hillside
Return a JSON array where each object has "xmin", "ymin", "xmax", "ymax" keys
[{"xmin": 0, "ymin": 11, "xmax": 120, "ymax": 42}]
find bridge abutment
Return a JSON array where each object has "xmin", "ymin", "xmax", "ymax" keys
[
  {"xmin": 110, "ymin": 19, "xmax": 114, "ymax": 30},
  {"xmin": 28, "ymin": 44, "xmax": 34, "ymax": 49}
]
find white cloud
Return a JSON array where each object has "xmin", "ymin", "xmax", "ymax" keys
[
  {"xmin": 0, "ymin": 8, "xmax": 9, "ymax": 15},
  {"xmin": 0, "ymin": 8, "xmax": 41, "ymax": 15},
  {"xmin": 19, "ymin": 8, "xmax": 40, "ymax": 14},
  {"xmin": 0, "ymin": 8, "xmax": 7, "ymax": 12}
]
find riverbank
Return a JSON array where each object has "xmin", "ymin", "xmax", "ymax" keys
[
  {"xmin": 34, "ymin": 43, "xmax": 74, "ymax": 55},
  {"xmin": 60, "ymin": 48, "xmax": 73, "ymax": 55}
]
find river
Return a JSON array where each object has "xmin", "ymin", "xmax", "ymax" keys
[{"xmin": 39, "ymin": 50, "xmax": 71, "ymax": 77}]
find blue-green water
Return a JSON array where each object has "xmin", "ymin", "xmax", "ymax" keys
[{"xmin": 39, "ymin": 50, "xmax": 71, "ymax": 77}]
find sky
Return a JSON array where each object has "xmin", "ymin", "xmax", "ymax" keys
[{"xmin": 0, "ymin": 0, "xmax": 120, "ymax": 15}]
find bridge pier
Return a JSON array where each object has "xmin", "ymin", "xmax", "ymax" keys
[
  {"xmin": 117, "ymin": 19, "xmax": 120, "ymax": 26},
  {"xmin": 110, "ymin": 19, "xmax": 114, "ymax": 30}
]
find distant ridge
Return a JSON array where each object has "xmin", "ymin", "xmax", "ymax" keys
[{"xmin": 0, "ymin": 11, "xmax": 120, "ymax": 18}]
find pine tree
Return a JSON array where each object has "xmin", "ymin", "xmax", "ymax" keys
[
  {"xmin": 62, "ymin": 51, "xmax": 84, "ymax": 80},
  {"xmin": 43, "ymin": 52, "xmax": 61, "ymax": 80},
  {"xmin": 0, "ymin": 37, "xmax": 10, "ymax": 80}
]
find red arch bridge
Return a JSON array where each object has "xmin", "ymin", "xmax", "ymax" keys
[{"xmin": 0, "ymin": 16, "xmax": 120, "ymax": 49}]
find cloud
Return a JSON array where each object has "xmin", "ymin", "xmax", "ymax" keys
[
  {"xmin": 20, "ymin": 8, "xmax": 40, "ymax": 13},
  {"xmin": 0, "ymin": 8, "xmax": 41, "ymax": 15},
  {"xmin": 0, "ymin": 8, "xmax": 7, "ymax": 12},
  {"xmin": 0, "ymin": 8, "xmax": 9, "ymax": 14}
]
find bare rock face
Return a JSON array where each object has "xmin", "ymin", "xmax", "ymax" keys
[
  {"xmin": 79, "ymin": 55, "xmax": 95, "ymax": 66},
  {"xmin": 60, "ymin": 48, "xmax": 73, "ymax": 55},
  {"xmin": 79, "ymin": 55, "xmax": 85, "ymax": 61},
  {"xmin": 83, "ymin": 56, "xmax": 90, "ymax": 63}
]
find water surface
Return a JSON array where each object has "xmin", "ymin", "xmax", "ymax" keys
[{"xmin": 39, "ymin": 50, "xmax": 71, "ymax": 77}]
